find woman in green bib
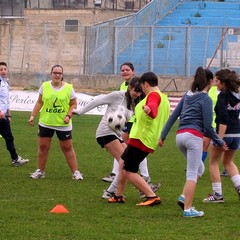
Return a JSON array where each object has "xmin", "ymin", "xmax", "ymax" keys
[
  {"xmin": 28, "ymin": 65, "xmax": 83, "ymax": 180},
  {"xmin": 108, "ymin": 72, "xmax": 170, "ymax": 206}
]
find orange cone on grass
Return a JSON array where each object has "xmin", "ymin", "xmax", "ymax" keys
[{"xmin": 50, "ymin": 204, "xmax": 69, "ymax": 214}]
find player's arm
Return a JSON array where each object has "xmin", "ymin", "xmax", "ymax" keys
[
  {"xmin": 142, "ymin": 92, "xmax": 161, "ymax": 118},
  {"xmin": 64, "ymin": 97, "xmax": 77, "ymax": 124},
  {"xmin": 28, "ymin": 94, "xmax": 43, "ymax": 126}
]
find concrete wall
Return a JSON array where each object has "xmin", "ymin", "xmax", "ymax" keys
[
  {"xmin": 1, "ymin": 7, "xmax": 191, "ymax": 93},
  {"xmin": 0, "ymin": 8, "xmax": 132, "ymax": 75},
  {"xmin": 24, "ymin": 8, "xmax": 131, "ymax": 26},
  {"xmin": 8, "ymin": 72, "xmax": 191, "ymax": 94}
]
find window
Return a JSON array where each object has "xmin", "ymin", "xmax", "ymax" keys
[{"xmin": 65, "ymin": 19, "xmax": 78, "ymax": 32}]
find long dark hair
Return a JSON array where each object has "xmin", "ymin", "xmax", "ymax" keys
[
  {"xmin": 215, "ymin": 68, "xmax": 240, "ymax": 93},
  {"xmin": 125, "ymin": 76, "xmax": 142, "ymax": 110},
  {"xmin": 191, "ymin": 67, "xmax": 213, "ymax": 92}
]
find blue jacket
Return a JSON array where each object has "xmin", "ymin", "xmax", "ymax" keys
[{"xmin": 160, "ymin": 91, "xmax": 224, "ymax": 147}]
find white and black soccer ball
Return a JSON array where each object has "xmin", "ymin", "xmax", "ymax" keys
[{"xmin": 107, "ymin": 109, "xmax": 126, "ymax": 133}]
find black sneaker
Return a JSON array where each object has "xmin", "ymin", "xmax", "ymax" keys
[{"xmin": 221, "ymin": 169, "xmax": 229, "ymax": 177}]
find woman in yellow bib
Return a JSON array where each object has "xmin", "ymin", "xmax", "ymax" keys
[
  {"xmin": 28, "ymin": 65, "xmax": 83, "ymax": 180},
  {"xmin": 108, "ymin": 72, "xmax": 170, "ymax": 206}
]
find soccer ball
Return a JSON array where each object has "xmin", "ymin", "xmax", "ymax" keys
[{"xmin": 107, "ymin": 109, "xmax": 126, "ymax": 133}]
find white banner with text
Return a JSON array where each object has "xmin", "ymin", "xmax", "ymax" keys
[{"xmin": 9, "ymin": 90, "xmax": 107, "ymax": 115}]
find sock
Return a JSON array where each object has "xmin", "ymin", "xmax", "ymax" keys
[
  {"xmin": 231, "ymin": 175, "xmax": 240, "ymax": 188},
  {"xmin": 139, "ymin": 158, "xmax": 149, "ymax": 178},
  {"xmin": 212, "ymin": 182, "xmax": 222, "ymax": 195},
  {"xmin": 112, "ymin": 158, "xmax": 118, "ymax": 175},
  {"xmin": 201, "ymin": 151, "xmax": 208, "ymax": 163},
  {"xmin": 106, "ymin": 173, "xmax": 118, "ymax": 193}
]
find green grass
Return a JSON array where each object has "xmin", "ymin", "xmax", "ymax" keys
[{"xmin": 0, "ymin": 112, "xmax": 240, "ymax": 240}]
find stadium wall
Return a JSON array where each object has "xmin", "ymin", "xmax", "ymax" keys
[{"xmin": 8, "ymin": 72, "xmax": 191, "ymax": 93}]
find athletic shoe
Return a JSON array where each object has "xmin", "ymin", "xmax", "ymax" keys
[
  {"xmin": 108, "ymin": 195, "xmax": 125, "ymax": 203},
  {"xmin": 102, "ymin": 173, "xmax": 116, "ymax": 183},
  {"xmin": 235, "ymin": 185, "xmax": 240, "ymax": 199},
  {"xmin": 221, "ymin": 169, "xmax": 229, "ymax": 177},
  {"xmin": 102, "ymin": 190, "xmax": 115, "ymax": 199},
  {"xmin": 183, "ymin": 207, "xmax": 204, "ymax": 218},
  {"xmin": 202, "ymin": 192, "xmax": 224, "ymax": 203},
  {"xmin": 177, "ymin": 195, "xmax": 185, "ymax": 210},
  {"xmin": 141, "ymin": 175, "xmax": 151, "ymax": 183},
  {"xmin": 136, "ymin": 196, "xmax": 161, "ymax": 206},
  {"xmin": 72, "ymin": 170, "xmax": 83, "ymax": 180},
  {"xmin": 139, "ymin": 183, "xmax": 161, "ymax": 199},
  {"xmin": 30, "ymin": 169, "xmax": 45, "ymax": 179},
  {"xmin": 12, "ymin": 156, "xmax": 29, "ymax": 166}
]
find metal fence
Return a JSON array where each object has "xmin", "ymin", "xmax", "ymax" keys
[
  {"xmin": 1, "ymin": 0, "xmax": 239, "ymax": 77},
  {"xmin": 86, "ymin": 25, "xmax": 240, "ymax": 76},
  {"xmin": 1, "ymin": 22, "xmax": 239, "ymax": 77},
  {"xmin": 86, "ymin": 0, "xmax": 240, "ymax": 75}
]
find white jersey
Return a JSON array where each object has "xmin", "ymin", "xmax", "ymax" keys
[
  {"xmin": 79, "ymin": 91, "xmax": 133, "ymax": 138},
  {"xmin": 0, "ymin": 77, "xmax": 10, "ymax": 114}
]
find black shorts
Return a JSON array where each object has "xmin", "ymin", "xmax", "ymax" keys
[
  {"xmin": 121, "ymin": 144, "xmax": 149, "ymax": 173},
  {"xmin": 122, "ymin": 122, "xmax": 133, "ymax": 133},
  {"xmin": 96, "ymin": 135, "xmax": 123, "ymax": 148},
  {"xmin": 38, "ymin": 125, "xmax": 72, "ymax": 140}
]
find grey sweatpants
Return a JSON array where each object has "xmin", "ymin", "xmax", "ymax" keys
[{"xmin": 176, "ymin": 132, "xmax": 205, "ymax": 182}]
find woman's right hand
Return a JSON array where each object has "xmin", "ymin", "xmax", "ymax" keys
[
  {"xmin": 28, "ymin": 116, "xmax": 34, "ymax": 126},
  {"xmin": 158, "ymin": 138, "xmax": 165, "ymax": 147}
]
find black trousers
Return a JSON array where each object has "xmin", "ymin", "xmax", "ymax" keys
[{"xmin": 0, "ymin": 118, "xmax": 18, "ymax": 160}]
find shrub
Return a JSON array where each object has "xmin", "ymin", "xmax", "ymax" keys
[
  {"xmin": 194, "ymin": 12, "xmax": 201, "ymax": 17},
  {"xmin": 163, "ymin": 34, "xmax": 174, "ymax": 40},
  {"xmin": 157, "ymin": 42, "xmax": 164, "ymax": 48}
]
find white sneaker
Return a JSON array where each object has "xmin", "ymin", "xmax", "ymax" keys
[
  {"xmin": 139, "ymin": 183, "xmax": 161, "ymax": 199},
  {"xmin": 102, "ymin": 190, "xmax": 115, "ymax": 199},
  {"xmin": 141, "ymin": 175, "xmax": 151, "ymax": 183},
  {"xmin": 102, "ymin": 173, "xmax": 116, "ymax": 183},
  {"xmin": 30, "ymin": 169, "xmax": 45, "ymax": 179},
  {"xmin": 72, "ymin": 170, "xmax": 83, "ymax": 180},
  {"xmin": 12, "ymin": 156, "xmax": 29, "ymax": 166}
]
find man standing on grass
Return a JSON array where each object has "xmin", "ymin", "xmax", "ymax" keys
[
  {"xmin": 0, "ymin": 62, "xmax": 29, "ymax": 166},
  {"xmin": 108, "ymin": 72, "xmax": 170, "ymax": 206}
]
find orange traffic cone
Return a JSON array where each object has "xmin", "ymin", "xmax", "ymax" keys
[{"xmin": 50, "ymin": 204, "xmax": 69, "ymax": 214}]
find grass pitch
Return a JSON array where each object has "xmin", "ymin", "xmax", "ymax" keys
[{"xmin": 0, "ymin": 112, "xmax": 239, "ymax": 240}]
